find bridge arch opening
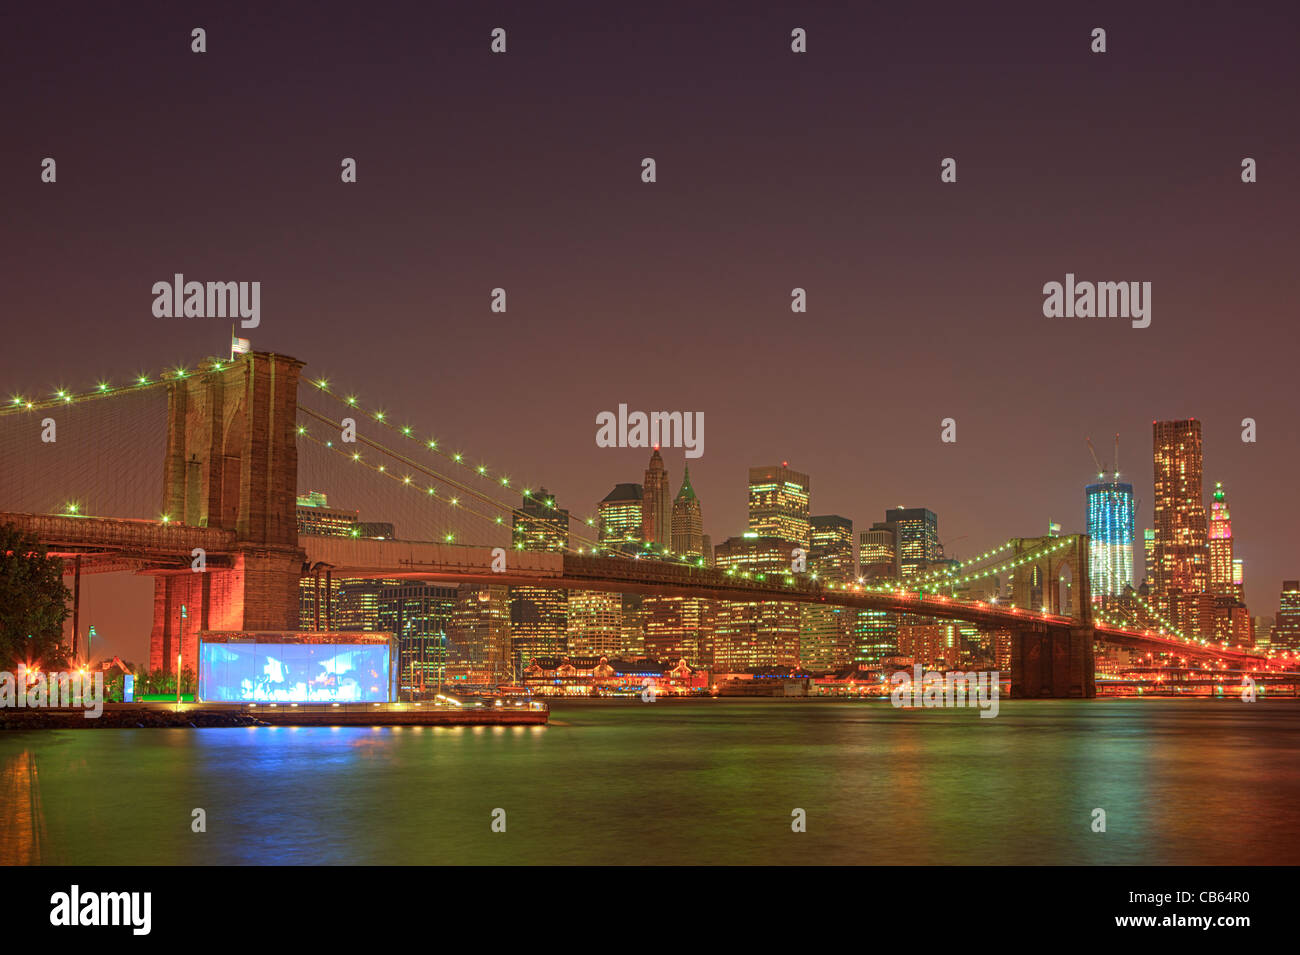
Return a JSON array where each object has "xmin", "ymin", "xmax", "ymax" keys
[{"xmin": 1057, "ymin": 563, "xmax": 1074, "ymax": 616}]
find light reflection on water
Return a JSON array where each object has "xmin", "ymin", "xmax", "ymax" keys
[{"xmin": 2, "ymin": 700, "xmax": 1297, "ymax": 865}]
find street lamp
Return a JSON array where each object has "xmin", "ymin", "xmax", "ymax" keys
[{"xmin": 179, "ymin": 604, "xmax": 187, "ymax": 706}]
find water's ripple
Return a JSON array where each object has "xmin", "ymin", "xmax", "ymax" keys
[{"xmin": 2, "ymin": 700, "xmax": 1297, "ymax": 865}]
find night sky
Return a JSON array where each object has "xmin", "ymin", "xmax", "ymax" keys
[{"xmin": 2, "ymin": 1, "xmax": 1297, "ymax": 663}]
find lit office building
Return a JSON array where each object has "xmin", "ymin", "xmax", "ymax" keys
[
  {"xmin": 1209, "ymin": 594, "xmax": 1252, "ymax": 647},
  {"xmin": 712, "ymin": 535, "xmax": 800, "ymax": 669},
  {"xmin": 380, "ymin": 582, "xmax": 457, "ymax": 694},
  {"xmin": 567, "ymin": 589, "xmax": 625, "ymax": 658},
  {"xmin": 897, "ymin": 622, "xmax": 961, "ymax": 669},
  {"xmin": 447, "ymin": 584, "xmax": 512, "ymax": 686},
  {"xmin": 510, "ymin": 488, "xmax": 570, "ymax": 673},
  {"xmin": 1151, "ymin": 419, "xmax": 1209, "ymax": 629},
  {"xmin": 859, "ymin": 523, "xmax": 896, "ymax": 581},
  {"xmin": 1276, "ymin": 581, "xmax": 1300, "ymax": 652},
  {"xmin": 809, "ymin": 514, "xmax": 854, "ymax": 582},
  {"xmin": 748, "ymin": 464, "xmax": 811, "ymax": 547},
  {"xmin": 644, "ymin": 595, "xmax": 715, "ymax": 666},
  {"xmin": 801, "ymin": 515, "xmax": 855, "ymax": 672},
  {"xmin": 1086, "ymin": 479, "xmax": 1135, "ymax": 598},
  {"xmin": 599, "ymin": 483, "xmax": 643, "ymax": 546},
  {"xmin": 296, "ymin": 490, "xmax": 359, "ymax": 537},
  {"xmin": 1232, "ymin": 559, "xmax": 1246, "ymax": 603},
  {"xmin": 297, "ymin": 491, "xmax": 357, "ymax": 628},
  {"xmin": 1253, "ymin": 615, "xmax": 1275, "ymax": 650},
  {"xmin": 642, "ymin": 450, "xmax": 672, "ymax": 547},
  {"xmin": 883, "ymin": 506, "xmax": 942, "ymax": 578},
  {"xmin": 854, "ymin": 608, "xmax": 898, "ymax": 666},
  {"xmin": 620, "ymin": 594, "xmax": 647, "ymax": 659},
  {"xmin": 799, "ymin": 604, "xmax": 854, "ymax": 672},
  {"xmin": 1142, "ymin": 528, "xmax": 1156, "ymax": 589},
  {"xmin": 335, "ymin": 578, "xmax": 387, "ymax": 631}
]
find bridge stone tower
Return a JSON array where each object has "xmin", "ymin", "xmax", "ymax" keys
[
  {"xmin": 1007, "ymin": 533, "xmax": 1095, "ymax": 698},
  {"xmin": 149, "ymin": 352, "xmax": 306, "ymax": 673}
]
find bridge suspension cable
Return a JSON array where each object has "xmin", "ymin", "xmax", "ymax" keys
[
  {"xmin": 296, "ymin": 379, "xmax": 721, "ymax": 568},
  {"xmin": 0, "ymin": 360, "xmax": 226, "ymax": 419}
]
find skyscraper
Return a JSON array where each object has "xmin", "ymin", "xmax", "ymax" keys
[
  {"xmin": 1151, "ymin": 419, "xmax": 1209, "ymax": 625},
  {"xmin": 447, "ymin": 584, "xmax": 512, "ymax": 686},
  {"xmin": 510, "ymin": 488, "xmax": 569, "ymax": 673},
  {"xmin": 747, "ymin": 464, "xmax": 810, "ymax": 547},
  {"xmin": 671, "ymin": 466, "xmax": 704, "ymax": 559},
  {"xmin": 566, "ymin": 589, "xmax": 624, "ymax": 657},
  {"xmin": 1142, "ymin": 528, "xmax": 1156, "ymax": 590},
  {"xmin": 648, "ymin": 466, "xmax": 713, "ymax": 663},
  {"xmin": 801, "ymin": 515, "xmax": 856, "ymax": 672},
  {"xmin": 809, "ymin": 514, "xmax": 854, "ymax": 582},
  {"xmin": 1086, "ymin": 479, "xmax": 1135, "ymax": 598},
  {"xmin": 641, "ymin": 449, "xmax": 672, "ymax": 547},
  {"xmin": 711, "ymin": 535, "xmax": 800, "ymax": 670},
  {"xmin": 859, "ymin": 523, "xmax": 896, "ymax": 581},
  {"xmin": 381, "ymin": 582, "xmax": 457, "ymax": 694},
  {"xmin": 296, "ymin": 491, "xmax": 358, "ymax": 629},
  {"xmin": 1208, "ymin": 481, "xmax": 1235, "ymax": 595},
  {"xmin": 854, "ymin": 609, "xmax": 898, "ymax": 666},
  {"xmin": 643, "ymin": 596, "xmax": 715, "ymax": 665},
  {"xmin": 1275, "ymin": 581, "xmax": 1300, "ymax": 652},
  {"xmin": 883, "ymin": 506, "xmax": 942, "ymax": 578},
  {"xmin": 598, "ymin": 482, "xmax": 643, "ymax": 547}
]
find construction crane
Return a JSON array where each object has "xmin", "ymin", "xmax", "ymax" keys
[{"xmin": 1086, "ymin": 434, "xmax": 1122, "ymax": 481}]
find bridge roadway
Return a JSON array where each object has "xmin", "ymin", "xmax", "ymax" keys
[
  {"xmin": 0, "ymin": 512, "xmax": 1269, "ymax": 667},
  {"xmin": 303, "ymin": 536, "xmax": 1268, "ymax": 667},
  {"xmin": 1, "ymin": 512, "xmax": 235, "ymax": 572}
]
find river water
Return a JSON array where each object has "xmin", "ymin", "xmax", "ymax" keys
[{"xmin": 2, "ymin": 699, "xmax": 1297, "ymax": 865}]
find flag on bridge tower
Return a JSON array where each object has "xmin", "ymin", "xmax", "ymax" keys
[{"xmin": 231, "ymin": 327, "xmax": 251, "ymax": 360}]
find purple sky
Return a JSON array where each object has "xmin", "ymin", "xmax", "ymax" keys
[{"xmin": 2, "ymin": 1, "xmax": 1298, "ymax": 663}]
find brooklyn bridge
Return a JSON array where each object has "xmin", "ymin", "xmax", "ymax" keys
[{"xmin": 0, "ymin": 351, "xmax": 1272, "ymax": 698}]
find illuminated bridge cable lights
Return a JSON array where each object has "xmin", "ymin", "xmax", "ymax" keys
[
  {"xmin": 902, "ymin": 540, "xmax": 1018, "ymax": 587},
  {"xmin": 297, "ymin": 413, "xmax": 609, "ymax": 554},
  {"xmin": 0, "ymin": 361, "xmax": 204, "ymax": 417},
  {"xmin": 297, "ymin": 427, "xmax": 510, "ymax": 540},
  {"xmin": 306, "ymin": 377, "xmax": 566, "ymax": 520},
  {"xmin": 296, "ymin": 401, "xmax": 661, "ymax": 561}
]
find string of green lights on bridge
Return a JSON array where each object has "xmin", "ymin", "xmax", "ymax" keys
[{"xmin": 0, "ymin": 361, "xmax": 232, "ymax": 416}]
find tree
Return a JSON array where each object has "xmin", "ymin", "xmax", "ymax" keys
[{"xmin": 0, "ymin": 523, "xmax": 71, "ymax": 670}]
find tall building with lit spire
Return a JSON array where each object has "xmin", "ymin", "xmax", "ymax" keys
[
  {"xmin": 671, "ymin": 466, "xmax": 704, "ymax": 559},
  {"xmin": 641, "ymin": 449, "xmax": 672, "ymax": 547},
  {"xmin": 1208, "ymin": 481, "xmax": 1235, "ymax": 595},
  {"xmin": 645, "ymin": 467, "xmax": 712, "ymax": 664}
]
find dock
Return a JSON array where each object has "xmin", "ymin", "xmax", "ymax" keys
[{"xmin": 1, "ymin": 701, "xmax": 549, "ymax": 729}]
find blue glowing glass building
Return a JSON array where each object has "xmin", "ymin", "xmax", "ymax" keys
[{"xmin": 1086, "ymin": 481, "xmax": 1135, "ymax": 597}]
